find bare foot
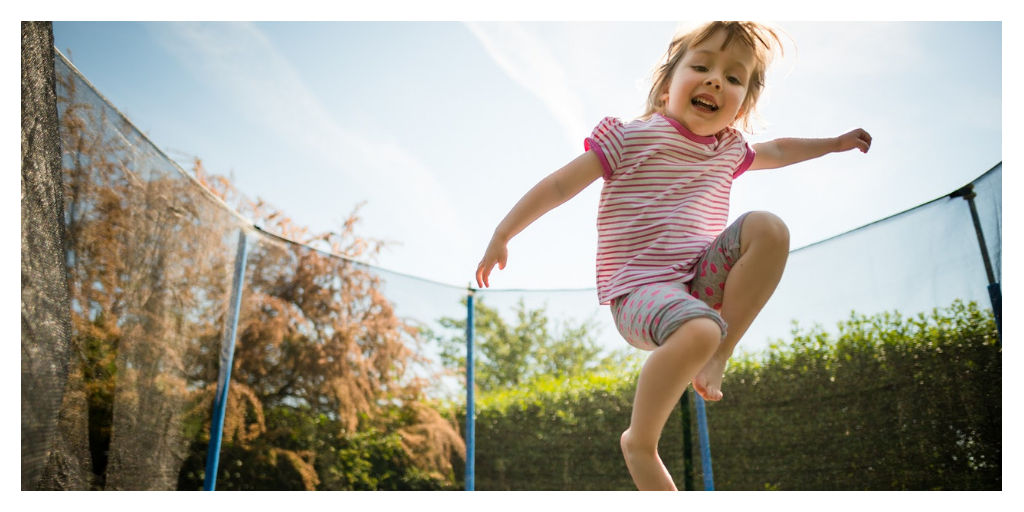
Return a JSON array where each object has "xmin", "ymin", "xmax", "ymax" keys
[
  {"xmin": 620, "ymin": 430, "xmax": 677, "ymax": 491},
  {"xmin": 693, "ymin": 354, "xmax": 728, "ymax": 401}
]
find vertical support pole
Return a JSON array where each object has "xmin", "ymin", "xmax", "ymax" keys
[
  {"xmin": 465, "ymin": 288, "xmax": 476, "ymax": 491},
  {"xmin": 986, "ymin": 282, "xmax": 1001, "ymax": 341},
  {"xmin": 693, "ymin": 393, "xmax": 714, "ymax": 491},
  {"xmin": 950, "ymin": 184, "xmax": 1001, "ymax": 339},
  {"xmin": 203, "ymin": 230, "xmax": 249, "ymax": 491},
  {"xmin": 680, "ymin": 389, "xmax": 694, "ymax": 491}
]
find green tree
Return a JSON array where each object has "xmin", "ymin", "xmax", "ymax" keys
[
  {"xmin": 464, "ymin": 301, "xmax": 1000, "ymax": 490},
  {"xmin": 46, "ymin": 58, "xmax": 464, "ymax": 490},
  {"xmin": 429, "ymin": 298, "xmax": 624, "ymax": 393}
]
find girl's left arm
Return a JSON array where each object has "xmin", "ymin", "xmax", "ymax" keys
[{"xmin": 749, "ymin": 128, "xmax": 872, "ymax": 171}]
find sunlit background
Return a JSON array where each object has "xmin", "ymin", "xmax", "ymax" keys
[
  {"xmin": 51, "ymin": 21, "xmax": 1002, "ymax": 356},
  {"xmin": 15, "ymin": 15, "xmax": 1014, "ymax": 495}
]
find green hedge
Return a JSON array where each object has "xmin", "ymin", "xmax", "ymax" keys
[
  {"xmin": 470, "ymin": 369, "xmax": 657, "ymax": 491},
  {"xmin": 462, "ymin": 300, "xmax": 1001, "ymax": 490}
]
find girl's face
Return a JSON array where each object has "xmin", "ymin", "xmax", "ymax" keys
[{"xmin": 662, "ymin": 30, "xmax": 756, "ymax": 136}]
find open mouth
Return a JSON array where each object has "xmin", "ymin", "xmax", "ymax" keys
[{"xmin": 691, "ymin": 97, "xmax": 719, "ymax": 112}]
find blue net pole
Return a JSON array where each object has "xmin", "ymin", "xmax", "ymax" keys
[
  {"xmin": 465, "ymin": 288, "xmax": 476, "ymax": 491},
  {"xmin": 203, "ymin": 231, "xmax": 249, "ymax": 491},
  {"xmin": 693, "ymin": 392, "xmax": 714, "ymax": 491},
  {"xmin": 987, "ymin": 283, "xmax": 1001, "ymax": 340}
]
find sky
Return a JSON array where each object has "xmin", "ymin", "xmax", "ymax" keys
[{"xmin": 49, "ymin": 21, "xmax": 1003, "ymax": 295}]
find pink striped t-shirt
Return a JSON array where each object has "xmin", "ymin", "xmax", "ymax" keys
[{"xmin": 585, "ymin": 113, "xmax": 755, "ymax": 305}]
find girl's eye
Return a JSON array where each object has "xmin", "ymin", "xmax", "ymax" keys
[
  {"xmin": 692, "ymin": 65, "xmax": 708, "ymax": 72},
  {"xmin": 728, "ymin": 76, "xmax": 742, "ymax": 85}
]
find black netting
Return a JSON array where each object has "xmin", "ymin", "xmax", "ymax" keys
[
  {"xmin": 39, "ymin": 48, "xmax": 469, "ymax": 491},
  {"xmin": 39, "ymin": 51, "xmax": 246, "ymax": 490},
  {"xmin": 22, "ymin": 21, "xmax": 75, "ymax": 492},
  {"xmin": 24, "ymin": 39, "xmax": 999, "ymax": 491},
  {"xmin": 973, "ymin": 165, "xmax": 1001, "ymax": 283},
  {"xmin": 741, "ymin": 164, "xmax": 1002, "ymax": 356}
]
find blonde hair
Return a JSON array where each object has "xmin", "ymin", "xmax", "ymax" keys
[{"xmin": 642, "ymin": 21, "xmax": 787, "ymax": 133}]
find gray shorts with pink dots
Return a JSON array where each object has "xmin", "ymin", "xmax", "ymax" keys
[{"xmin": 610, "ymin": 212, "xmax": 750, "ymax": 351}]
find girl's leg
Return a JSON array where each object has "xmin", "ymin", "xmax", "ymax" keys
[
  {"xmin": 621, "ymin": 317, "xmax": 721, "ymax": 491},
  {"xmin": 694, "ymin": 211, "xmax": 790, "ymax": 401}
]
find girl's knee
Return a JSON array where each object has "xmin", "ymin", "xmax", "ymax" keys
[
  {"xmin": 743, "ymin": 211, "xmax": 790, "ymax": 250},
  {"xmin": 665, "ymin": 317, "xmax": 721, "ymax": 352},
  {"xmin": 621, "ymin": 429, "xmax": 656, "ymax": 455}
]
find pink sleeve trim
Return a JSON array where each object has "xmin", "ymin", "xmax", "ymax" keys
[
  {"xmin": 585, "ymin": 137, "xmax": 614, "ymax": 181},
  {"xmin": 733, "ymin": 142, "xmax": 756, "ymax": 179}
]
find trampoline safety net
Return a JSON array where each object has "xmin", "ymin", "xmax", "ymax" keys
[{"xmin": 22, "ymin": 33, "xmax": 1000, "ymax": 491}]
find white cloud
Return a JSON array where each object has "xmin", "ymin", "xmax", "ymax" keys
[
  {"xmin": 147, "ymin": 22, "xmax": 467, "ymax": 264},
  {"xmin": 464, "ymin": 21, "xmax": 590, "ymax": 152}
]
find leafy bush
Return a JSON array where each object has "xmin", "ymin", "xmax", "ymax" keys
[
  {"xmin": 178, "ymin": 404, "xmax": 459, "ymax": 491},
  {"xmin": 461, "ymin": 301, "xmax": 1000, "ymax": 490}
]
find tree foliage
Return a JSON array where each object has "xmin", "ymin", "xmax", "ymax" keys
[
  {"xmin": 40, "ymin": 59, "xmax": 463, "ymax": 490},
  {"xmin": 465, "ymin": 301, "xmax": 1000, "ymax": 490},
  {"xmin": 428, "ymin": 297, "xmax": 629, "ymax": 394}
]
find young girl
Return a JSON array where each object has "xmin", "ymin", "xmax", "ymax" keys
[{"xmin": 475, "ymin": 21, "xmax": 871, "ymax": 491}]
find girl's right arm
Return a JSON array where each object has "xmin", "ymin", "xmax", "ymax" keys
[{"xmin": 475, "ymin": 150, "xmax": 605, "ymax": 288}]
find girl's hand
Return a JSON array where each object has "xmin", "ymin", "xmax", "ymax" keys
[
  {"xmin": 476, "ymin": 236, "xmax": 509, "ymax": 288},
  {"xmin": 835, "ymin": 128, "xmax": 872, "ymax": 153}
]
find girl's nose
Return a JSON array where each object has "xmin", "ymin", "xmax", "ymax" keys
[{"xmin": 705, "ymin": 78, "xmax": 721, "ymax": 90}]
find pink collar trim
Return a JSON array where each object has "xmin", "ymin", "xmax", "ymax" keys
[{"xmin": 656, "ymin": 113, "xmax": 718, "ymax": 145}]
